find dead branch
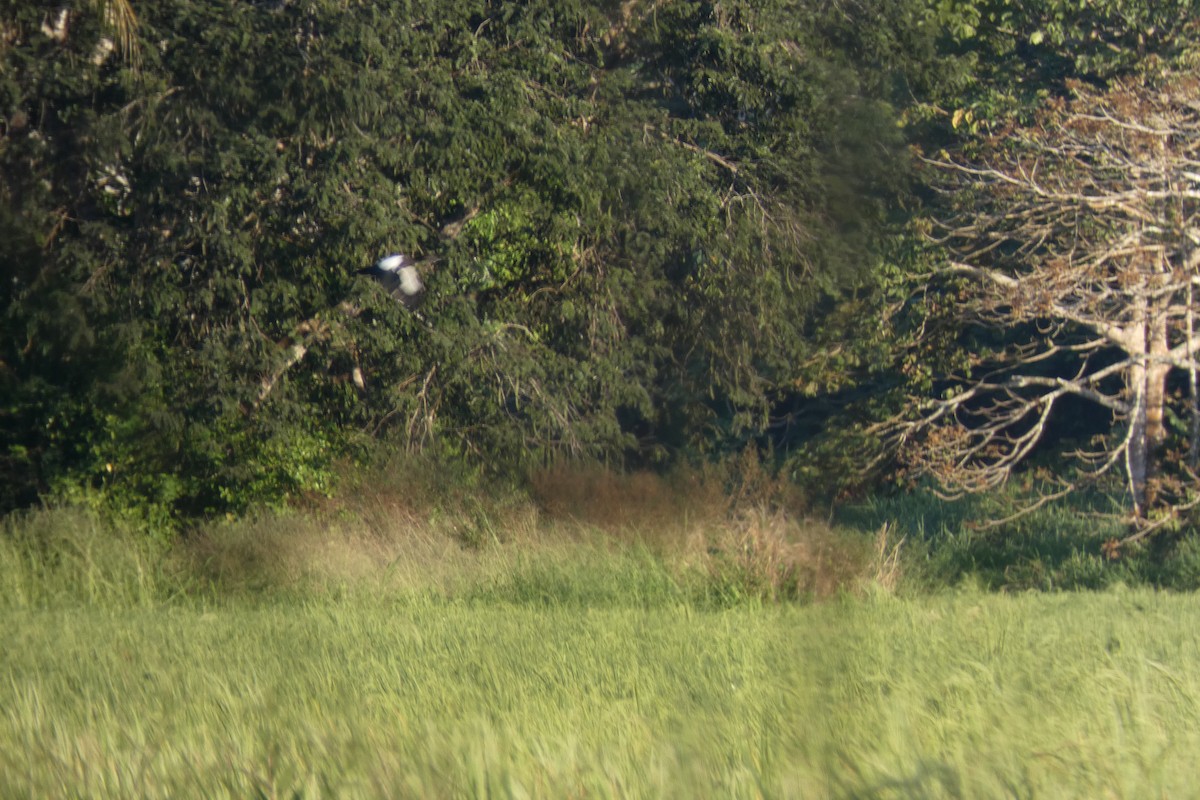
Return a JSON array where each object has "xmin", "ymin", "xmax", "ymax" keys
[{"xmin": 899, "ymin": 69, "xmax": 1200, "ymax": 520}]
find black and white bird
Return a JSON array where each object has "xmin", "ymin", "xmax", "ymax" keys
[{"xmin": 357, "ymin": 253, "xmax": 426, "ymax": 309}]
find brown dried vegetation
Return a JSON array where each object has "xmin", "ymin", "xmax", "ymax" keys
[{"xmin": 178, "ymin": 456, "xmax": 891, "ymax": 603}]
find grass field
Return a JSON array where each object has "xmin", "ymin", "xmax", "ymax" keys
[
  {"xmin": 3, "ymin": 466, "xmax": 1200, "ymax": 798},
  {"xmin": 5, "ymin": 585, "xmax": 1200, "ymax": 797}
]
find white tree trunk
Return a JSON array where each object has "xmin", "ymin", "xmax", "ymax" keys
[{"xmin": 1126, "ymin": 358, "xmax": 1150, "ymax": 517}]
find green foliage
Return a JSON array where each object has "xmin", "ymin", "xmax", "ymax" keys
[
  {"xmin": 1156, "ymin": 534, "xmax": 1200, "ymax": 590},
  {"xmin": 904, "ymin": 0, "xmax": 1200, "ymax": 127},
  {"xmin": 1, "ymin": 0, "xmax": 918, "ymax": 518},
  {"xmin": 5, "ymin": 0, "xmax": 1193, "ymax": 522},
  {"xmin": 798, "ymin": 0, "xmax": 1200, "ymax": 505}
]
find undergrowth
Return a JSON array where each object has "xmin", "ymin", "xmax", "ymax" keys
[
  {"xmin": 0, "ymin": 506, "xmax": 179, "ymax": 608},
  {"xmin": 842, "ymin": 482, "xmax": 1200, "ymax": 592},
  {"xmin": 5, "ymin": 459, "xmax": 1200, "ymax": 798},
  {"xmin": 0, "ymin": 456, "xmax": 886, "ymax": 610},
  {"xmin": 6, "ymin": 454, "xmax": 1200, "ymax": 611}
]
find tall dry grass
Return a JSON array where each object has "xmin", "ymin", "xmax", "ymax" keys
[
  {"xmin": 2, "ymin": 455, "xmax": 894, "ymax": 607},
  {"xmin": 695, "ymin": 507, "xmax": 874, "ymax": 602},
  {"xmin": 169, "ymin": 455, "xmax": 892, "ymax": 605},
  {"xmin": 528, "ymin": 458, "xmax": 880, "ymax": 602}
]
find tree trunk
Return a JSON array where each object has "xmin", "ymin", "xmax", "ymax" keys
[
  {"xmin": 1188, "ymin": 280, "xmax": 1200, "ymax": 469},
  {"xmin": 1124, "ymin": 295, "xmax": 1153, "ymax": 517},
  {"xmin": 1127, "ymin": 357, "xmax": 1150, "ymax": 518},
  {"xmin": 1145, "ymin": 311, "xmax": 1171, "ymax": 510},
  {"xmin": 1122, "ymin": 293, "xmax": 1173, "ymax": 518}
]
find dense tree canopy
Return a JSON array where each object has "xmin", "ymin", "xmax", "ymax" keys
[
  {"xmin": 3, "ymin": 0, "xmax": 1198, "ymax": 528},
  {"xmin": 1, "ymin": 0, "xmax": 911, "ymax": 518}
]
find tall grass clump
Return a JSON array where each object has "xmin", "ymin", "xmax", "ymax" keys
[
  {"xmin": 173, "ymin": 453, "xmax": 543, "ymax": 599},
  {"xmin": 529, "ymin": 460, "xmax": 881, "ymax": 605},
  {"xmin": 691, "ymin": 508, "xmax": 874, "ymax": 604},
  {"xmin": 1142, "ymin": 532, "xmax": 1200, "ymax": 591},
  {"xmin": 529, "ymin": 451, "xmax": 806, "ymax": 539},
  {"xmin": 0, "ymin": 506, "xmax": 177, "ymax": 608},
  {"xmin": 528, "ymin": 461, "xmax": 728, "ymax": 546}
]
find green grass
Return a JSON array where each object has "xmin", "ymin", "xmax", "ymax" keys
[
  {"xmin": 3, "ymin": 590, "xmax": 1200, "ymax": 798},
  {"xmin": 840, "ymin": 483, "xmax": 1200, "ymax": 592},
  {"xmin": 5, "ymin": 466, "xmax": 1200, "ymax": 798},
  {"xmin": 0, "ymin": 506, "xmax": 177, "ymax": 609}
]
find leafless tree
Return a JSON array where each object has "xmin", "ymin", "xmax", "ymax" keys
[{"xmin": 888, "ymin": 69, "xmax": 1200, "ymax": 525}]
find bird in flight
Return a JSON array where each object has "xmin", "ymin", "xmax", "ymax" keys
[{"xmin": 357, "ymin": 253, "xmax": 426, "ymax": 309}]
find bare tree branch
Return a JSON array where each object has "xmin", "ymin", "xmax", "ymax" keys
[{"xmin": 897, "ymin": 69, "xmax": 1200, "ymax": 521}]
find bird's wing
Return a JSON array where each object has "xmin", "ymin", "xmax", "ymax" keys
[
  {"xmin": 377, "ymin": 254, "xmax": 408, "ymax": 271},
  {"xmin": 398, "ymin": 266, "xmax": 423, "ymax": 296}
]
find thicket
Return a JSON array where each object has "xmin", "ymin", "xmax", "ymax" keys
[{"xmin": 3, "ymin": 0, "xmax": 1200, "ymax": 538}]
